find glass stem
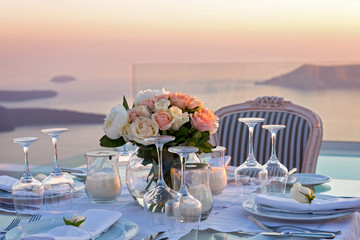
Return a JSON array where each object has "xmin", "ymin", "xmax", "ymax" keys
[
  {"xmin": 247, "ymin": 125, "xmax": 256, "ymax": 162},
  {"xmin": 156, "ymin": 143, "xmax": 166, "ymax": 185},
  {"xmin": 178, "ymin": 154, "xmax": 188, "ymax": 195},
  {"xmin": 52, "ymin": 136, "xmax": 62, "ymax": 174},
  {"xmin": 270, "ymin": 131, "xmax": 277, "ymax": 161},
  {"xmin": 23, "ymin": 146, "xmax": 31, "ymax": 178}
]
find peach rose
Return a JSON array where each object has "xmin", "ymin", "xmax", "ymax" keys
[
  {"xmin": 152, "ymin": 110, "xmax": 175, "ymax": 131},
  {"xmin": 187, "ymin": 97, "xmax": 202, "ymax": 109},
  {"xmin": 190, "ymin": 108, "xmax": 219, "ymax": 134},
  {"xmin": 155, "ymin": 93, "xmax": 170, "ymax": 101},
  {"xmin": 141, "ymin": 97, "xmax": 156, "ymax": 110},
  {"xmin": 170, "ymin": 92, "xmax": 190, "ymax": 109}
]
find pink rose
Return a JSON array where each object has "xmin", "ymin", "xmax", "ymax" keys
[
  {"xmin": 128, "ymin": 107, "xmax": 139, "ymax": 123},
  {"xmin": 141, "ymin": 97, "xmax": 156, "ymax": 110},
  {"xmin": 152, "ymin": 110, "xmax": 175, "ymax": 130},
  {"xmin": 190, "ymin": 108, "xmax": 219, "ymax": 134},
  {"xmin": 170, "ymin": 92, "xmax": 190, "ymax": 109},
  {"xmin": 187, "ymin": 97, "xmax": 202, "ymax": 109},
  {"xmin": 155, "ymin": 93, "xmax": 170, "ymax": 101}
]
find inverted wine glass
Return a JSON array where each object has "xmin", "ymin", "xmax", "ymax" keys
[
  {"xmin": 235, "ymin": 118, "xmax": 268, "ymax": 200},
  {"xmin": 262, "ymin": 125, "xmax": 288, "ymax": 194},
  {"xmin": 165, "ymin": 146, "xmax": 202, "ymax": 239},
  {"xmin": 41, "ymin": 128, "xmax": 74, "ymax": 212},
  {"xmin": 142, "ymin": 135, "xmax": 177, "ymax": 230},
  {"xmin": 11, "ymin": 137, "xmax": 44, "ymax": 218}
]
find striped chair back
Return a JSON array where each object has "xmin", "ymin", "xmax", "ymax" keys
[{"xmin": 211, "ymin": 97, "xmax": 323, "ymax": 173}]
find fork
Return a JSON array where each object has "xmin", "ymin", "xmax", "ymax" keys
[
  {"xmin": 248, "ymin": 215, "xmax": 342, "ymax": 235},
  {"xmin": 0, "ymin": 218, "xmax": 21, "ymax": 239},
  {"xmin": 28, "ymin": 213, "xmax": 42, "ymax": 223}
]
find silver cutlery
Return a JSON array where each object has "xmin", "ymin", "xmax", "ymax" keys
[
  {"xmin": 28, "ymin": 213, "xmax": 42, "ymax": 223},
  {"xmin": 61, "ymin": 168, "xmax": 85, "ymax": 174},
  {"xmin": 142, "ymin": 231, "xmax": 165, "ymax": 240},
  {"xmin": 248, "ymin": 215, "xmax": 341, "ymax": 235},
  {"xmin": 260, "ymin": 231, "xmax": 335, "ymax": 239},
  {"xmin": 0, "ymin": 218, "xmax": 21, "ymax": 238}
]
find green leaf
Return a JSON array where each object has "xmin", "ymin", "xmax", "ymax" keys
[
  {"xmin": 123, "ymin": 95, "xmax": 130, "ymax": 110},
  {"xmin": 175, "ymin": 126, "xmax": 189, "ymax": 138},
  {"xmin": 63, "ymin": 217, "xmax": 86, "ymax": 228},
  {"xmin": 99, "ymin": 135, "xmax": 126, "ymax": 148}
]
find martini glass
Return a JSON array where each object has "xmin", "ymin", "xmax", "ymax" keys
[
  {"xmin": 235, "ymin": 118, "xmax": 268, "ymax": 200},
  {"xmin": 165, "ymin": 146, "xmax": 202, "ymax": 239},
  {"xmin": 41, "ymin": 128, "xmax": 74, "ymax": 212},
  {"xmin": 262, "ymin": 125, "xmax": 288, "ymax": 194},
  {"xmin": 142, "ymin": 136, "xmax": 177, "ymax": 229},
  {"xmin": 11, "ymin": 137, "xmax": 44, "ymax": 218}
]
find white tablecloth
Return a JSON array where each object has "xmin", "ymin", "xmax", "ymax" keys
[{"xmin": 40, "ymin": 181, "xmax": 360, "ymax": 240}]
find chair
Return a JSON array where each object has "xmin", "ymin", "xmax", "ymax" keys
[{"xmin": 210, "ymin": 96, "xmax": 323, "ymax": 173}]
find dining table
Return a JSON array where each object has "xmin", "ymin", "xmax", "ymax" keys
[{"xmin": 1, "ymin": 151, "xmax": 360, "ymax": 240}]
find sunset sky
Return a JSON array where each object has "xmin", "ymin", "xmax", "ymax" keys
[{"xmin": 1, "ymin": 0, "xmax": 360, "ymax": 84}]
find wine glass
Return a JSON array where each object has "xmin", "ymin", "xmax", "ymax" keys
[
  {"xmin": 235, "ymin": 118, "xmax": 268, "ymax": 200},
  {"xmin": 165, "ymin": 146, "xmax": 202, "ymax": 239},
  {"xmin": 142, "ymin": 136, "xmax": 177, "ymax": 230},
  {"xmin": 11, "ymin": 137, "xmax": 44, "ymax": 218},
  {"xmin": 262, "ymin": 125, "xmax": 288, "ymax": 194},
  {"xmin": 41, "ymin": 128, "xmax": 74, "ymax": 212}
]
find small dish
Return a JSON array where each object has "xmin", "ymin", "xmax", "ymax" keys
[{"xmin": 287, "ymin": 173, "xmax": 331, "ymax": 186}]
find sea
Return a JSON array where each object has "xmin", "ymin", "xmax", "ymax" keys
[{"xmin": 1, "ymin": 62, "xmax": 360, "ymax": 166}]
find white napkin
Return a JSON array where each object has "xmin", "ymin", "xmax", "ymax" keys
[
  {"xmin": 0, "ymin": 175, "xmax": 18, "ymax": 192},
  {"xmin": 21, "ymin": 209, "xmax": 122, "ymax": 240},
  {"xmin": 255, "ymin": 194, "xmax": 360, "ymax": 213}
]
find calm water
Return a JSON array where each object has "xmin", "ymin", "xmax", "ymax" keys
[{"xmin": 1, "ymin": 62, "xmax": 360, "ymax": 166}]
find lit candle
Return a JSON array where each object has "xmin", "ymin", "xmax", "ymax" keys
[
  {"xmin": 85, "ymin": 172, "xmax": 121, "ymax": 201},
  {"xmin": 209, "ymin": 166, "xmax": 227, "ymax": 194}
]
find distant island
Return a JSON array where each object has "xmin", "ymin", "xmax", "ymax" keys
[
  {"xmin": 51, "ymin": 75, "xmax": 76, "ymax": 83},
  {"xmin": 0, "ymin": 105, "xmax": 105, "ymax": 133},
  {"xmin": 0, "ymin": 90, "xmax": 57, "ymax": 102},
  {"xmin": 256, "ymin": 64, "xmax": 360, "ymax": 90}
]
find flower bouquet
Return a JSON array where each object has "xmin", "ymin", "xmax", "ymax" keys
[{"xmin": 100, "ymin": 89, "xmax": 219, "ymax": 189}]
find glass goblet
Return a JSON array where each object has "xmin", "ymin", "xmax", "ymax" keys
[
  {"xmin": 41, "ymin": 128, "xmax": 74, "ymax": 212},
  {"xmin": 235, "ymin": 118, "xmax": 268, "ymax": 201},
  {"xmin": 166, "ymin": 146, "xmax": 202, "ymax": 239},
  {"xmin": 262, "ymin": 125, "xmax": 288, "ymax": 194},
  {"xmin": 11, "ymin": 137, "xmax": 44, "ymax": 218},
  {"xmin": 142, "ymin": 136, "xmax": 177, "ymax": 230}
]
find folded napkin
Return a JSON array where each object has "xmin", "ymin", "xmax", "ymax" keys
[
  {"xmin": 0, "ymin": 175, "xmax": 18, "ymax": 192},
  {"xmin": 255, "ymin": 194, "xmax": 360, "ymax": 213},
  {"xmin": 21, "ymin": 209, "xmax": 122, "ymax": 240}
]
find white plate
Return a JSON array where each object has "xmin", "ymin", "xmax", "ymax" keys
[
  {"xmin": 6, "ymin": 217, "xmax": 139, "ymax": 240},
  {"xmin": 242, "ymin": 196, "xmax": 354, "ymax": 221},
  {"xmin": 287, "ymin": 173, "xmax": 331, "ymax": 186}
]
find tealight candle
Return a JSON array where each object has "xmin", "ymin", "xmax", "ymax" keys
[{"xmin": 209, "ymin": 166, "xmax": 227, "ymax": 194}]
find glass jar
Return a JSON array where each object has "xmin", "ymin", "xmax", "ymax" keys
[
  {"xmin": 171, "ymin": 163, "xmax": 213, "ymax": 220},
  {"xmin": 85, "ymin": 151, "xmax": 121, "ymax": 203}
]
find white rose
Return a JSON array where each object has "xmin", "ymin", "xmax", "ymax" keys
[
  {"xmin": 134, "ymin": 88, "xmax": 168, "ymax": 106},
  {"xmin": 103, "ymin": 104, "xmax": 129, "ymax": 139},
  {"xmin": 154, "ymin": 99, "xmax": 171, "ymax": 111},
  {"xmin": 290, "ymin": 182, "xmax": 315, "ymax": 204},
  {"xmin": 67, "ymin": 215, "xmax": 86, "ymax": 228},
  {"xmin": 129, "ymin": 116, "xmax": 159, "ymax": 145},
  {"xmin": 136, "ymin": 105, "xmax": 152, "ymax": 118},
  {"xmin": 168, "ymin": 106, "xmax": 189, "ymax": 130},
  {"xmin": 121, "ymin": 123, "xmax": 133, "ymax": 142}
]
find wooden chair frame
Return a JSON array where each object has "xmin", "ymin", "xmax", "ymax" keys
[{"xmin": 210, "ymin": 96, "xmax": 323, "ymax": 173}]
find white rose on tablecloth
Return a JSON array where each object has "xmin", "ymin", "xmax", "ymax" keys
[
  {"xmin": 168, "ymin": 106, "xmax": 189, "ymax": 130},
  {"xmin": 290, "ymin": 182, "xmax": 315, "ymax": 204},
  {"xmin": 129, "ymin": 116, "xmax": 159, "ymax": 145},
  {"xmin": 134, "ymin": 88, "xmax": 168, "ymax": 106},
  {"xmin": 154, "ymin": 99, "xmax": 171, "ymax": 111},
  {"xmin": 103, "ymin": 104, "xmax": 129, "ymax": 139},
  {"xmin": 136, "ymin": 105, "xmax": 152, "ymax": 118}
]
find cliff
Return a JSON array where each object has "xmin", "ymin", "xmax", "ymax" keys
[
  {"xmin": 0, "ymin": 106, "xmax": 105, "ymax": 133},
  {"xmin": 257, "ymin": 64, "xmax": 360, "ymax": 90},
  {"xmin": 51, "ymin": 75, "xmax": 76, "ymax": 83}
]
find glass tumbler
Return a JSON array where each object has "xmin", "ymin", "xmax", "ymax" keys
[{"xmin": 85, "ymin": 151, "xmax": 122, "ymax": 203}]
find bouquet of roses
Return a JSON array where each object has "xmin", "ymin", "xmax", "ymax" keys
[{"xmin": 100, "ymin": 89, "xmax": 219, "ymax": 186}]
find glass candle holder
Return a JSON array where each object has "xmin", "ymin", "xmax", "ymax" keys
[{"xmin": 85, "ymin": 151, "xmax": 122, "ymax": 203}]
